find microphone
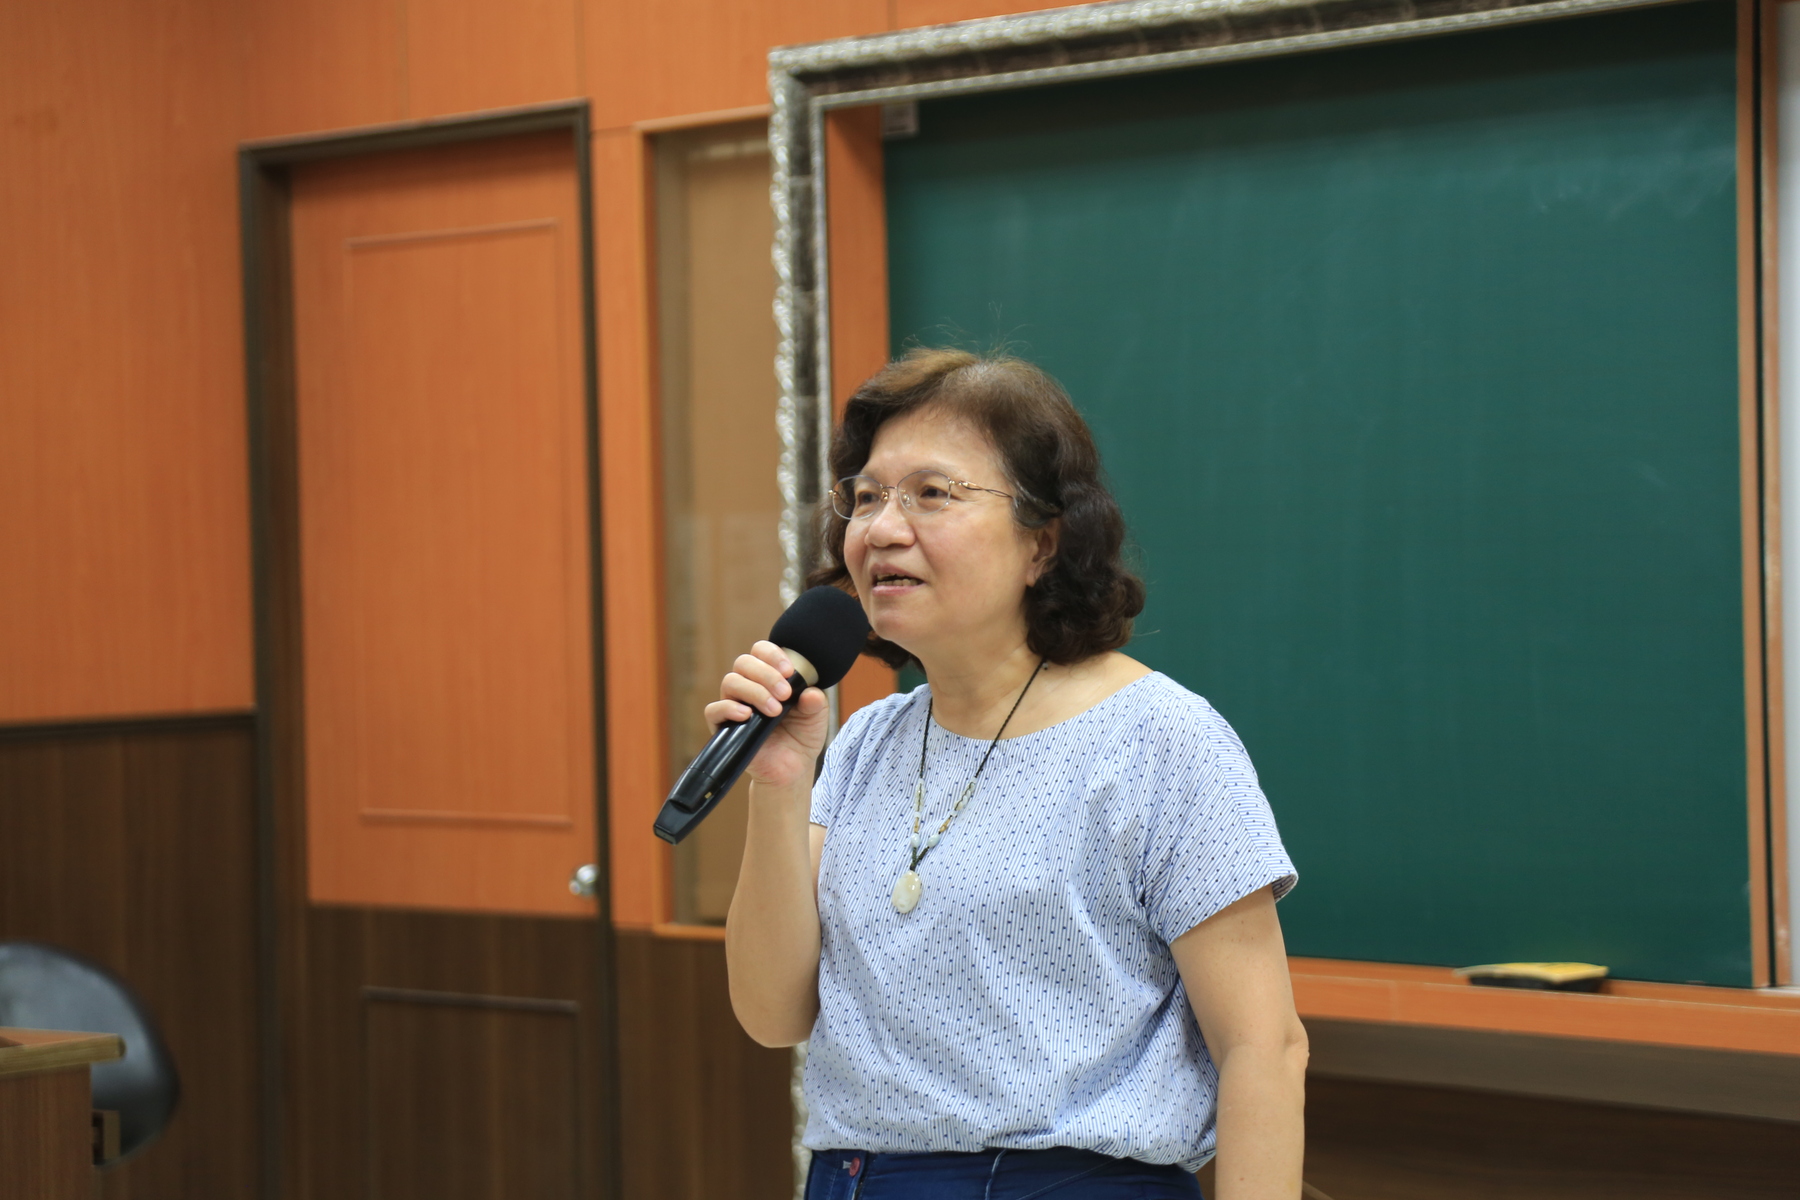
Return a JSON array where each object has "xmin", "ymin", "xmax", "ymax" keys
[{"xmin": 653, "ymin": 586, "xmax": 871, "ymax": 845}]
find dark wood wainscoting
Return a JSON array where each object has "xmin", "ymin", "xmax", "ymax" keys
[
  {"xmin": 283, "ymin": 907, "xmax": 614, "ymax": 1200},
  {"xmin": 615, "ymin": 930, "xmax": 793, "ymax": 1200},
  {"xmin": 13, "ymin": 725, "xmax": 1795, "ymax": 1200},
  {"xmin": 1305, "ymin": 1077, "xmax": 1800, "ymax": 1200},
  {"xmin": 0, "ymin": 716, "xmax": 260, "ymax": 1199}
]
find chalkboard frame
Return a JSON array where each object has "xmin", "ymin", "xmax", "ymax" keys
[{"xmin": 767, "ymin": 0, "xmax": 1784, "ymax": 987}]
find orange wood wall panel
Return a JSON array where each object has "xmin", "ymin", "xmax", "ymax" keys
[
  {"xmin": 827, "ymin": 106, "xmax": 891, "ymax": 414},
  {"xmin": 584, "ymin": 0, "xmax": 887, "ymax": 129},
  {"xmin": 839, "ymin": 647, "xmax": 902, "ymax": 717},
  {"xmin": 290, "ymin": 134, "xmax": 599, "ymax": 916},
  {"xmin": 406, "ymin": 0, "xmax": 583, "ymax": 118},
  {"xmin": 0, "ymin": 0, "xmax": 254, "ymax": 724},
  {"xmin": 826, "ymin": 106, "xmax": 901, "ymax": 719},
  {"xmin": 591, "ymin": 127, "xmax": 671, "ymax": 928},
  {"xmin": 236, "ymin": 0, "xmax": 1074, "ymax": 142},
  {"xmin": 239, "ymin": 0, "xmax": 406, "ymax": 139},
  {"xmin": 1, "ymin": 0, "xmax": 1179, "ymax": 899},
  {"xmin": 894, "ymin": 0, "xmax": 1077, "ymax": 25}
]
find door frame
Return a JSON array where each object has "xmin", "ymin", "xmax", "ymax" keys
[{"xmin": 237, "ymin": 100, "xmax": 616, "ymax": 1199}]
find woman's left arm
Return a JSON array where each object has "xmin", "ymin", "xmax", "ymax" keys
[{"xmin": 1172, "ymin": 885, "xmax": 1308, "ymax": 1200}]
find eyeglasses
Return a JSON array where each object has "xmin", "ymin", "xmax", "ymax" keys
[{"xmin": 830, "ymin": 469, "xmax": 1014, "ymax": 521}]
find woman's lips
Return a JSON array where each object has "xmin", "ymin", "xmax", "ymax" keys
[{"xmin": 870, "ymin": 572, "xmax": 923, "ymax": 595}]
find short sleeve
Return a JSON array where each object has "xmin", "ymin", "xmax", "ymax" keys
[
  {"xmin": 809, "ymin": 733, "xmax": 849, "ymax": 827},
  {"xmin": 1139, "ymin": 705, "xmax": 1297, "ymax": 945},
  {"xmin": 808, "ymin": 691, "xmax": 909, "ymax": 827}
]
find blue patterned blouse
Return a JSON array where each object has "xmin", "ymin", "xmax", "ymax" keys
[{"xmin": 803, "ymin": 672, "xmax": 1297, "ymax": 1171}]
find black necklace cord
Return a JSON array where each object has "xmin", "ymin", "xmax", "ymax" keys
[{"xmin": 912, "ymin": 658, "xmax": 1047, "ymax": 872}]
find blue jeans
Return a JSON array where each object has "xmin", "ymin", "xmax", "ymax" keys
[{"xmin": 804, "ymin": 1147, "xmax": 1205, "ymax": 1200}]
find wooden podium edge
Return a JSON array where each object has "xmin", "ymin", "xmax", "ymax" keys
[{"xmin": 0, "ymin": 1029, "xmax": 125, "ymax": 1079}]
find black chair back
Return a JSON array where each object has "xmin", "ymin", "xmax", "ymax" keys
[{"xmin": 0, "ymin": 941, "xmax": 180, "ymax": 1164}]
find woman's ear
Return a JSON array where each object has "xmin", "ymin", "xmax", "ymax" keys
[{"xmin": 1025, "ymin": 519, "xmax": 1062, "ymax": 586}]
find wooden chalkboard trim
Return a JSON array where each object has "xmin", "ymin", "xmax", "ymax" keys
[
  {"xmin": 1291, "ymin": 957, "xmax": 1800, "ymax": 1056},
  {"xmin": 1738, "ymin": 0, "xmax": 1775, "ymax": 991},
  {"xmin": 1756, "ymin": 0, "xmax": 1792, "ymax": 989}
]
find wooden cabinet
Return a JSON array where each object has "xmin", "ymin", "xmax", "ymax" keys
[{"xmin": 0, "ymin": 1028, "xmax": 122, "ymax": 1200}]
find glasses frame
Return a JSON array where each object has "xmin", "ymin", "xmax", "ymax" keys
[{"xmin": 832, "ymin": 469, "xmax": 1014, "ymax": 521}]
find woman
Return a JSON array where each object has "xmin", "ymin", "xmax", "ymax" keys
[{"xmin": 718, "ymin": 349, "xmax": 1305, "ymax": 1199}]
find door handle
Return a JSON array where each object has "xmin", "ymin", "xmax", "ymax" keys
[{"xmin": 568, "ymin": 863, "xmax": 600, "ymax": 898}]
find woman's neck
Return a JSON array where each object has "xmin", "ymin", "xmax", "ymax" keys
[
  {"xmin": 916, "ymin": 637, "xmax": 1044, "ymax": 739},
  {"xmin": 917, "ymin": 641, "xmax": 1155, "ymax": 740}
]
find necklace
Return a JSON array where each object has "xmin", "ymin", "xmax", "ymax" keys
[{"xmin": 891, "ymin": 659, "xmax": 1046, "ymax": 914}]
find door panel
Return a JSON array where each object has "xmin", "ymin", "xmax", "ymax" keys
[
  {"xmin": 366, "ymin": 991, "xmax": 580, "ymax": 1200},
  {"xmin": 290, "ymin": 908, "xmax": 611, "ymax": 1200},
  {"xmin": 290, "ymin": 133, "xmax": 596, "ymax": 916}
]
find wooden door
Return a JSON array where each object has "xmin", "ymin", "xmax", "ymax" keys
[
  {"xmin": 292, "ymin": 133, "xmax": 597, "ymax": 916},
  {"xmin": 279, "ymin": 130, "xmax": 614, "ymax": 1200}
]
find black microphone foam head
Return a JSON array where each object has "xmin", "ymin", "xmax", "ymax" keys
[{"xmin": 769, "ymin": 586, "xmax": 872, "ymax": 690}]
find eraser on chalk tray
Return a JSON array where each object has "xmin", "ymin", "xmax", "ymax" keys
[{"xmin": 1453, "ymin": 962, "xmax": 1609, "ymax": 991}]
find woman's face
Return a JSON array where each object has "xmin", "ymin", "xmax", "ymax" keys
[{"xmin": 844, "ymin": 407, "xmax": 1055, "ymax": 663}]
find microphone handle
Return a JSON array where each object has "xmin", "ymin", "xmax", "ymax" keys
[{"xmin": 653, "ymin": 670, "xmax": 808, "ymax": 845}]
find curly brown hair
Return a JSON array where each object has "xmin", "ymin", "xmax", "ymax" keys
[{"xmin": 808, "ymin": 347, "xmax": 1145, "ymax": 669}]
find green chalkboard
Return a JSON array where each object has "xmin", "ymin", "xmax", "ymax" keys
[{"xmin": 886, "ymin": 1, "xmax": 1751, "ymax": 984}]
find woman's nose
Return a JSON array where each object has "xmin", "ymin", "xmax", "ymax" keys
[{"xmin": 865, "ymin": 494, "xmax": 914, "ymax": 544}]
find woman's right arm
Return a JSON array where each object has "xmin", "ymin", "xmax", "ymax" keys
[{"xmin": 718, "ymin": 640, "xmax": 833, "ymax": 1047}]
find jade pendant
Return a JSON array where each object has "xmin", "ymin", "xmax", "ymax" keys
[{"xmin": 891, "ymin": 870, "xmax": 923, "ymax": 914}]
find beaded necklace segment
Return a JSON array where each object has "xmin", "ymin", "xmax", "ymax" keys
[{"xmin": 891, "ymin": 659, "xmax": 1046, "ymax": 914}]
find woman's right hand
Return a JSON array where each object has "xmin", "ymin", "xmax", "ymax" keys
[
  {"xmin": 705, "ymin": 640, "xmax": 831, "ymax": 791},
  {"xmin": 721, "ymin": 642, "xmax": 832, "ymax": 1047}
]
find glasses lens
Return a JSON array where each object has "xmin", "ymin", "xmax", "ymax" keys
[
  {"xmin": 901, "ymin": 470, "xmax": 955, "ymax": 513},
  {"xmin": 833, "ymin": 476, "xmax": 883, "ymax": 519}
]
